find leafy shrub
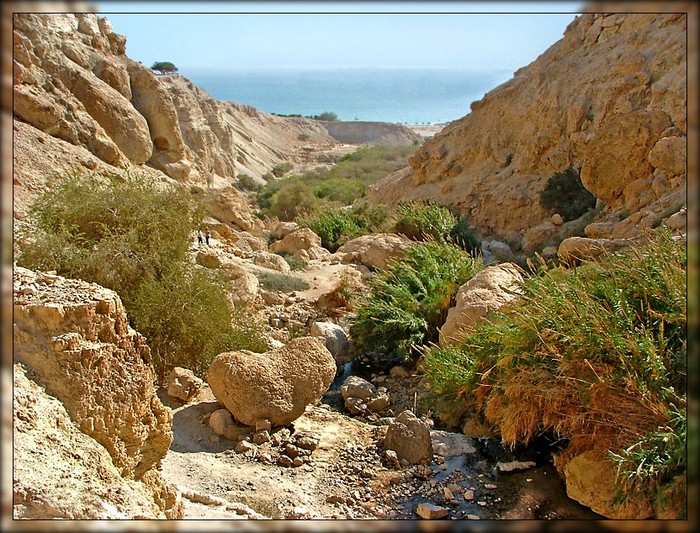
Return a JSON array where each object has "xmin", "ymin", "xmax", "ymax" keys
[
  {"xmin": 539, "ymin": 166, "xmax": 596, "ymax": 221},
  {"xmin": 298, "ymin": 209, "xmax": 364, "ymax": 252},
  {"xmin": 16, "ymin": 171, "xmax": 268, "ymax": 381},
  {"xmin": 422, "ymin": 229, "xmax": 686, "ymax": 517},
  {"xmin": 268, "ymin": 182, "xmax": 320, "ymax": 221},
  {"xmin": 236, "ymin": 173, "xmax": 262, "ymax": 191},
  {"xmin": 349, "ymin": 241, "xmax": 482, "ymax": 369},
  {"xmin": 392, "ymin": 201, "xmax": 457, "ymax": 242},
  {"xmin": 314, "ymin": 111, "xmax": 339, "ymax": 121},
  {"xmin": 256, "ymin": 271, "xmax": 310, "ymax": 293},
  {"xmin": 272, "ymin": 162, "xmax": 294, "ymax": 178},
  {"xmin": 17, "ymin": 171, "xmax": 199, "ymax": 302},
  {"xmin": 256, "ymin": 145, "xmax": 416, "ymax": 220},
  {"xmin": 130, "ymin": 264, "xmax": 268, "ymax": 380},
  {"xmin": 276, "ymin": 251, "xmax": 307, "ymax": 271},
  {"xmin": 449, "ymin": 214, "xmax": 481, "ymax": 255}
]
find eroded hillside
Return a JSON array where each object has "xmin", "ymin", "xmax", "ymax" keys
[{"xmin": 367, "ymin": 9, "xmax": 688, "ymax": 255}]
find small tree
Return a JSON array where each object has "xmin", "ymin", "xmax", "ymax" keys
[{"xmin": 151, "ymin": 61, "xmax": 178, "ymax": 75}]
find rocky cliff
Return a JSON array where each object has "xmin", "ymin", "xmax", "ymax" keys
[
  {"xmin": 366, "ymin": 9, "xmax": 688, "ymax": 254},
  {"xmin": 13, "ymin": 266, "xmax": 183, "ymax": 518},
  {"xmin": 10, "ymin": 11, "xmax": 419, "ymax": 223}
]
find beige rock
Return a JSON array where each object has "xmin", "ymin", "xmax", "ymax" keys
[
  {"xmin": 166, "ymin": 367, "xmax": 204, "ymax": 402},
  {"xmin": 439, "ymin": 263, "xmax": 523, "ymax": 346},
  {"xmin": 13, "ymin": 364, "xmax": 173, "ymax": 519},
  {"xmin": 272, "ymin": 221, "xmax": 299, "ymax": 240},
  {"xmin": 12, "ymin": 267, "xmax": 181, "ymax": 518},
  {"xmin": 220, "ymin": 264, "xmax": 260, "ymax": 307},
  {"xmin": 202, "ymin": 186, "xmax": 264, "ymax": 234},
  {"xmin": 207, "ymin": 337, "xmax": 336, "ymax": 427},
  {"xmin": 384, "ymin": 411, "xmax": 433, "ymax": 465},
  {"xmin": 416, "ymin": 503, "xmax": 449, "ymax": 519},
  {"xmin": 557, "ymin": 236, "xmax": 635, "ymax": 265},
  {"xmin": 336, "ymin": 233, "xmax": 413, "ymax": 270},
  {"xmin": 253, "ymin": 252, "xmax": 291, "ymax": 273},
  {"xmin": 551, "ymin": 213, "xmax": 564, "ymax": 226},
  {"xmin": 564, "ymin": 450, "xmax": 651, "ymax": 518},
  {"xmin": 365, "ymin": 13, "xmax": 685, "ymax": 244},
  {"xmin": 269, "ymin": 228, "xmax": 322, "ymax": 255},
  {"xmin": 310, "ymin": 322, "xmax": 350, "ymax": 364}
]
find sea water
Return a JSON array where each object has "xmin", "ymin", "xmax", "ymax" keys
[{"xmin": 180, "ymin": 66, "xmax": 514, "ymax": 125}]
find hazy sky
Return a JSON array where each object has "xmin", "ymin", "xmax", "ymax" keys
[{"xmin": 96, "ymin": 1, "xmax": 584, "ymax": 71}]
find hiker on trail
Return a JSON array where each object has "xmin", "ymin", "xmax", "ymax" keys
[
  {"xmin": 205, "ymin": 230, "xmax": 211, "ymax": 246},
  {"xmin": 197, "ymin": 229, "xmax": 204, "ymax": 245}
]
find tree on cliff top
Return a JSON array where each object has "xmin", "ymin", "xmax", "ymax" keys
[{"xmin": 151, "ymin": 61, "xmax": 178, "ymax": 74}]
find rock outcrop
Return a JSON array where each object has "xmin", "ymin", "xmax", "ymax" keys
[
  {"xmin": 207, "ymin": 337, "xmax": 336, "ymax": 427},
  {"xmin": 366, "ymin": 11, "xmax": 687, "ymax": 254},
  {"xmin": 13, "ymin": 266, "xmax": 182, "ymax": 518},
  {"xmin": 439, "ymin": 263, "xmax": 524, "ymax": 346},
  {"xmin": 336, "ymin": 233, "xmax": 413, "ymax": 270}
]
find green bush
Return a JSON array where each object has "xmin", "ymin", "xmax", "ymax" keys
[
  {"xmin": 130, "ymin": 264, "xmax": 268, "ymax": 380},
  {"xmin": 17, "ymin": 171, "xmax": 199, "ymax": 302},
  {"xmin": 539, "ymin": 166, "xmax": 596, "ymax": 221},
  {"xmin": 298, "ymin": 209, "xmax": 364, "ymax": 252},
  {"xmin": 272, "ymin": 162, "xmax": 294, "ymax": 178},
  {"xmin": 236, "ymin": 173, "xmax": 262, "ymax": 191},
  {"xmin": 422, "ymin": 229, "xmax": 686, "ymax": 517},
  {"xmin": 275, "ymin": 251, "xmax": 307, "ymax": 271},
  {"xmin": 392, "ymin": 201, "xmax": 457, "ymax": 242},
  {"xmin": 349, "ymin": 241, "xmax": 482, "ymax": 369},
  {"xmin": 16, "ymin": 171, "xmax": 268, "ymax": 381},
  {"xmin": 256, "ymin": 145, "xmax": 416, "ymax": 220},
  {"xmin": 256, "ymin": 271, "xmax": 310, "ymax": 293}
]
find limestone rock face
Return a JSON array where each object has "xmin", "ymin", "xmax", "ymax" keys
[
  {"xmin": 12, "ymin": 266, "xmax": 182, "ymax": 518},
  {"xmin": 13, "ymin": 364, "xmax": 173, "ymax": 519},
  {"xmin": 201, "ymin": 186, "xmax": 265, "ymax": 234},
  {"xmin": 366, "ymin": 12, "xmax": 686, "ymax": 251},
  {"xmin": 384, "ymin": 411, "xmax": 433, "ymax": 465},
  {"xmin": 336, "ymin": 233, "xmax": 413, "ymax": 270},
  {"xmin": 207, "ymin": 337, "xmax": 336, "ymax": 427},
  {"xmin": 439, "ymin": 263, "xmax": 524, "ymax": 346}
]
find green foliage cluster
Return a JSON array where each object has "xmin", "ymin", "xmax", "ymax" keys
[
  {"xmin": 349, "ymin": 241, "xmax": 482, "ymax": 369},
  {"xmin": 539, "ymin": 166, "xmax": 597, "ymax": 221},
  {"xmin": 392, "ymin": 201, "xmax": 481, "ymax": 254},
  {"xmin": 272, "ymin": 162, "xmax": 294, "ymax": 178},
  {"xmin": 151, "ymin": 61, "xmax": 178, "ymax": 74},
  {"xmin": 421, "ymin": 229, "xmax": 687, "ymax": 517},
  {"xmin": 257, "ymin": 145, "xmax": 416, "ymax": 221},
  {"xmin": 275, "ymin": 251, "xmax": 307, "ymax": 271},
  {"xmin": 255, "ymin": 271, "xmax": 310, "ymax": 293},
  {"xmin": 297, "ymin": 209, "xmax": 364, "ymax": 252},
  {"xmin": 235, "ymin": 173, "xmax": 262, "ymax": 191},
  {"xmin": 16, "ymin": 171, "xmax": 267, "ymax": 381}
]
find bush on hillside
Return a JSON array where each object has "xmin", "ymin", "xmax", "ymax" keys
[
  {"xmin": 16, "ymin": 171, "xmax": 268, "ymax": 380},
  {"xmin": 391, "ymin": 201, "xmax": 481, "ymax": 254},
  {"xmin": 422, "ymin": 229, "xmax": 687, "ymax": 517},
  {"xmin": 272, "ymin": 162, "xmax": 294, "ymax": 178},
  {"xmin": 349, "ymin": 241, "xmax": 482, "ymax": 370},
  {"xmin": 539, "ymin": 166, "xmax": 597, "ymax": 221},
  {"xmin": 130, "ymin": 264, "xmax": 269, "ymax": 380},
  {"xmin": 17, "ymin": 171, "xmax": 199, "ymax": 302},
  {"xmin": 298, "ymin": 209, "xmax": 364, "ymax": 252},
  {"xmin": 256, "ymin": 145, "xmax": 416, "ymax": 220}
]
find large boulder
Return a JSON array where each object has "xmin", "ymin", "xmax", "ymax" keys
[
  {"xmin": 12, "ymin": 267, "xmax": 182, "ymax": 518},
  {"xmin": 336, "ymin": 233, "xmax": 413, "ymax": 270},
  {"xmin": 202, "ymin": 186, "xmax": 265, "ymax": 234},
  {"xmin": 384, "ymin": 410, "xmax": 433, "ymax": 465},
  {"xmin": 207, "ymin": 337, "xmax": 336, "ymax": 427},
  {"xmin": 269, "ymin": 228, "xmax": 322, "ymax": 255},
  {"xmin": 439, "ymin": 263, "xmax": 524, "ymax": 346}
]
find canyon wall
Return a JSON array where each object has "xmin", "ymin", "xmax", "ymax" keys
[{"xmin": 366, "ymin": 9, "xmax": 688, "ymax": 254}]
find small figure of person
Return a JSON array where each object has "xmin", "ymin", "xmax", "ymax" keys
[
  {"xmin": 205, "ymin": 230, "xmax": 211, "ymax": 246},
  {"xmin": 197, "ymin": 229, "xmax": 204, "ymax": 245}
]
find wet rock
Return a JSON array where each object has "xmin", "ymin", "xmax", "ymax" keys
[
  {"xmin": 384, "ymin": 411, "xmax": 433, "ymax": 465},
  {"xmin": 416, "ymin": 502, "xmax": 449, "ymax": 519},
  {"xmin": 496, "ymin": 460, "xmax": 537, "ymax": 473}
]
